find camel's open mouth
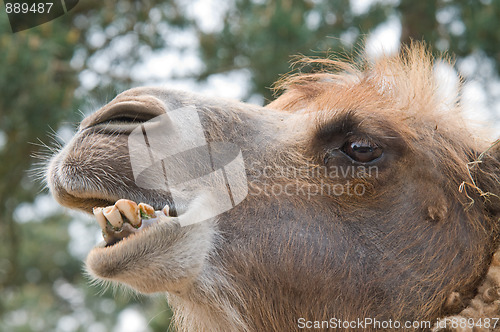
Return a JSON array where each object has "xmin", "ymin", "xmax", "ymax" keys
[{"xmin": 92, "ymin": 199, "xmax": 174, "ymax": 248}]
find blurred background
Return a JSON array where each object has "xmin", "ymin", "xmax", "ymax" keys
[{"xmin": 1, "ymin": 0, "xmax": 500, "ymax": 331}]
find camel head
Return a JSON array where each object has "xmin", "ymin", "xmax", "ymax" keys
[{"xmin": 47, "ymin": 45, "xmax": 500, "ymax": 331}]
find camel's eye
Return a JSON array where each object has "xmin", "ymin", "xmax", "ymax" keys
[{"xmin": 341, "ymin": 139, "xmax": 382, "ymax": 163}]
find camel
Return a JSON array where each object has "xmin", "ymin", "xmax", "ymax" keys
[{"xmin": 47, "ymin": 44, "xmax": 500, "ymax": 331}]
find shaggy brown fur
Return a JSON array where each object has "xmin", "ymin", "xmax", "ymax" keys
[
  {"xmin": 47, "ymin": 44, "xmax": 500, "ymax": 331},
  {"xmin": 433, "ymin": 249, "xmax": 500, "ymax": 331},
  {"xmin": 433, "ymin": 140, "xmax": 500, "ymax": 332}
]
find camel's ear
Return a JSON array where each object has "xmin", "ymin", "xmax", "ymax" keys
[{"xmin": 474, "ymin": 140, "xmax": 500, "ymax": 216}]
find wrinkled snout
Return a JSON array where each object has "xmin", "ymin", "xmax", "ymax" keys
[{"xmin": 48, "ymin": 87, "xmax": 296, "ymax": 217}]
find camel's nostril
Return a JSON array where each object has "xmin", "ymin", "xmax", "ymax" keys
[
  {"xmin": 103, "ymin": 114, "xmax": 150, "ymax": 125},
  {"xmin": 90, "ymin": 102, "xmax": 160, "ymax": 127},
  {"xmin": 81, "ymin": 96, "xmax": 167, "ymax": 130}
]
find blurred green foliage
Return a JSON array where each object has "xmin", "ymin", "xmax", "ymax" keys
[
  {"xmin": 1, "ymin": 0, "xmax": 500, "ymax": 331},
  {"xmin": 196, "ymin": 0, "xmax": 391, "ymax": 100}
]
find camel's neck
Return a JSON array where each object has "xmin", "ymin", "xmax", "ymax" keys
[
  {"xmin": 434, "ymin": 248, "xmax": 500, "ymax": 330},
  {"xmin": 167, "ymin": 292, "xmax": 250, "ymax": 332}
]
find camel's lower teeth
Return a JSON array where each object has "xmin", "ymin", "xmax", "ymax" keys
[{"xmin": 92, "ymin": 199, "xmax": 170, "ymax": 246}]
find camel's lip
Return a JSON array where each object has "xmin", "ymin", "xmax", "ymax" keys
[{"xmin": 51, "ymin": 171, "xmax": 173, "ymax": 214}]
